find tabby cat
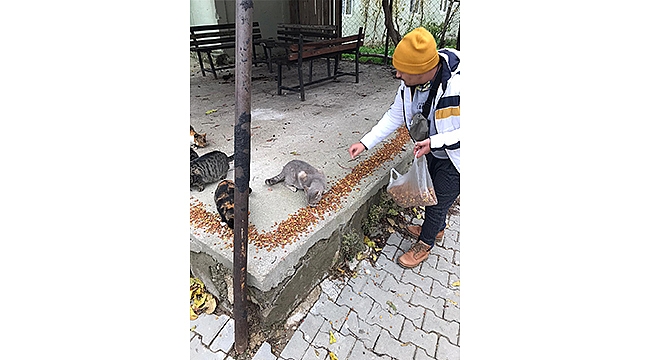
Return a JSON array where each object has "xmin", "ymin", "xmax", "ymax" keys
[
  {"xmin": 214, "ymin": 179, "xmax": 252, "ymax": 229},
  {"xmin": 190, "ymin": 148, "xmax": 199, "ymax": 161},
  {"xmin": 190, "ymin": 125, "xmax": 207, "ymax": 148},
  {"xmin": 190, "ymin": 150, "xmax": 234, "ymax": 191},
  {"xmin": 265, "ymin": 159, "xmax": 327, "ymax": 206}
]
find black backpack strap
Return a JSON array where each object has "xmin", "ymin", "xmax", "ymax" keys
[{"xmin": 421, "ymin": 67, "xmax": 444, "ymax": 118}]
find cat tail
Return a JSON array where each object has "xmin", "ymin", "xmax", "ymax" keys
[
  {"xmin": 265, "ymin": 172, "xmax": 285, "ymax": 186},
  {"xmin": 227, "ymin": 154, "xmax": 235, "ymax": 163}
]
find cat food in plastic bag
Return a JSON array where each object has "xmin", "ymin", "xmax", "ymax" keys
[{"xmin": 387, "ymin": 155, "xmax": 438, "ymax": 208}]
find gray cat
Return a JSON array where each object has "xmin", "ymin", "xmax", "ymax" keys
[
  {"xmin": 265, "ymin": 159, "xmax": 327, "ymax": 206},
  {"xmin": 190, "ymin": 150, "xmax": 233, "ymax": 192}
]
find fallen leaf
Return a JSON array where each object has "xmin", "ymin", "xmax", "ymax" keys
[
  {"xmin": 387, "ymin": 218, "xmax": 396, "ymax": 227},
  {"xmin": 329, "ymin": 330, "xmax": 337, "ymax": 344},
  {"xmin": 329, "ymin": 352, "xmax": 338, "ymax": 360},
  {"xmin": 290, "ymin": 151, "xmax": 300, "ymax": 155},
  {"xmin": 314, "ymin": 349, "xmax": 320, "ymax": 357},
  {"xmin": 386, "ymin": 300, "xmax": 397, "ymax": 312},
  {"xmin": 448, "ymin": 299, "xmax": 458, "ymax": 306},
  {"xmin": 387, "ymin": 226, "xmax": 395, "ymax": 233},
  {"xmin": 205, "ymin": 109, "xmax": 218, "ymax": 115},
  {"xmin": 190, "ymin": 325, "xmax": 196, "ymax": 331},
  {"xmin": 452, "ymin": 280, "xmax": 460, "ymax": 287}
]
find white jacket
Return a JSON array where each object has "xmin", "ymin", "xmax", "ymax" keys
[{"xmin": 360, "ymin": 49, "xmax": 460, "ymax": 173}]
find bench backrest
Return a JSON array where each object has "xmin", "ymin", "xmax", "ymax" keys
[
  {"xmin": 190, "ymin": 22, "xmax": 262, "ymax": 51},
  {"xmin": 276, "ymin": 24, "xmax": 337, "ymax": 45},
  {"xmin": 286, "ymin": 27, "xmax": 364, "ymax": 61}
]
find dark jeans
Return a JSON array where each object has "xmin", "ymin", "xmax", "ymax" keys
[{"xmin": 419, "ymin": 153, "xmax": 460, "ymax": 247}]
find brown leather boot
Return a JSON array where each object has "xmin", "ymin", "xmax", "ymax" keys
[
  {"xmin": 398, "ymin": 240, "xmax": 432, "ymax": 268},
  {"xmin": 406, "ymin": 225, "xmax": 444, "ymax": 241}
]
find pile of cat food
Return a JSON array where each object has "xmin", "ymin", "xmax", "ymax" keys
[{"xmin": 190, "ymin": 127, "xmax": 411, "ymax": 251}]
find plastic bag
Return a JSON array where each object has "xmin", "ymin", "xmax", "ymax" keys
[{"xmin": 387, "ymin": 155, "xmax": 438, "ymax": 208}]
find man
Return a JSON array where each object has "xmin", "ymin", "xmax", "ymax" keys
[{"xmin": 348, "ymin": 27, "xmax": 460, "ymax": 268}]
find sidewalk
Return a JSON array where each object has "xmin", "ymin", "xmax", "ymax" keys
[{"xmin": 190, "ymin": 209, "xmax": 460, "ymax": 360}]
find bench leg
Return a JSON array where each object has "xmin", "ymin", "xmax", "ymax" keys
[
  {"xmin": 277, "ymin": 61, "xmax": 283, "ymax": 95},
  {"xmin": 197, "ymin": 52, "xmax": 206, "ymax": 77},
  {"xmin": 206, "ymin": 51, "xmax": 218, "ymax": 80},
  {"xmin": 298, "ymin": 58, "xmax": 305, "ymax": 101},
  {"xmin": 333, "ymin": 57, "xmax": 339, "ymax": 80},
  {"xmin": 355, "ymin": 51, "xmax": 360, "ymax": 83},
  {"xmin": 325, "ymin": 58, "xmax": 330, "ymax": 78},
  {"xmin": 308, "ymin": 60, "xmax": 313, "ymax": 83}
]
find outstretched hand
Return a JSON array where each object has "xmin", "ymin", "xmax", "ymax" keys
[
  {"xmin": 348, "ymin": 142, "xmax": 366, "ymax": 159},
  {"xmin": 413, "ymin": 138, "xmax": 431, "ymax": 158}
]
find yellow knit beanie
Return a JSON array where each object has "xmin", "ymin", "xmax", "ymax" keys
[{"xmin": 392, "ymin": 27, "xmax": 439, "ymax": 74}]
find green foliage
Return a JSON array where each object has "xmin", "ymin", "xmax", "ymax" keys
[
  {"xmin": 340, "ymin": 231, "xmax": 365, "ymax": 262},
  {"xmin": 361, "ymin": 192, "xmax": 398, "ymax": 235}
]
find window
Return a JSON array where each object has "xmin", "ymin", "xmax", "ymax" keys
[{"xmin": 343, "ymin": 0, "xmax": 352, "ymax": 16}]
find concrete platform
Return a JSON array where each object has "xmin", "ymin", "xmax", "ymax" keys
[{"xmin": 189, "ymin": 56, "xmax": 415, "ymax": 324}]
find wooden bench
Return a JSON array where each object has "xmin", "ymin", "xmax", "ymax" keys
[
  {"xmin": 268, "ymin": 26, "xmax": 364, "ymax": 101},
  {"xmin": 190, "ymin": 22, "xmax": 265, "ymax": 79}
]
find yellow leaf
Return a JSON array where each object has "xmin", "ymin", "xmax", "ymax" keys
[
  {"xmin": 204, "ymin": 295, "xmax": 217, "ymax": 314},
  {"xmin": 387, "ymin": 226, "xmax": 395, "ymax": 233},
  {"xmin": 452, "ymin": 280, "xmax": 460, "ymax": 287},
  {"xmin": 205, "ymin": 109, "xmax": 218, "ymax": 115},
  {"xmin": 329, "ymin": 352, "xmax": 338, "ymax": 360},
  {"xmin": 329, "ymin": 330, "xmax": 337, "ymax": 344},
  {"xmin": 190, "ymin": 307, "xmax": 198, "ymax": 321},
  {"xmin": 448, "ymin": 299, "xmax": 458, "ymax": 306},
  {"xmin": 387, "ymin": 218, "xmax": 396, "ymax": 227},
  {"xmin": 363, "ymin": 236, "xmax": 376, "ymax": 248},
  {"xmin": 190, "ymin": 325, "xmax": 196, "ymax": 331}
]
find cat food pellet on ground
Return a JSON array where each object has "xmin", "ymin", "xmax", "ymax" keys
[{"xmin": 190, "ymin": 127, "xmax": 411, "ymax": 250}]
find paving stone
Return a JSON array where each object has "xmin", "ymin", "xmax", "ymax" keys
[
  {"xmin": 300, "ymin": 345, "xmax": 327, "ymax": 360},
  {"xmin": 448, "ymin": 273, "xmax": 460, "ymax": 289},
  {"xmin": 320, "ymin": 277, "xmax": 345, "ymax": 300},
  {"xmin": 414, "ymin": 347, "xmax": 435, "ymax": 360},
  {"xmin": 452, "ymin": 250, "xmax": 460, "ymax": 266},
  {"xmin": 410, "ymin": 286, "xmax": 445, "ymax": 318},
  {"xmin": 297, "ymin": 312, "xmax": 326, "ymax": 343},
  {"xmin": 312, "ymin": 322, "xmax": 356, "ymax": 360},
  {"xmin": 191, "ymin": 313, "xmax": 229, "ymax": 347},
  {"xmin": 419, "ymin": 261, "xmax": 449, "ymax": 291},
  {"xmin": 373, "ymin": 328, "xmax": 416, "ymax": 360},
  {"xmin": 429, "ymin": 244, "xmax": 454, "ymax": 263},
  {"xmin": 429, "ymin": 279, "xmax": 460, "ymax": 306},
  {"xmin": 380, "ymin": 273, "xmax": 415, "ymax": 301},
  {"xmin": 443, "ymin": 300, "xmax": 460, "ymax": 322},
  {"xmin": 365, "ymin": 302, "xmax": 405, "ymax": 339},
  {"xmin": 401, "ymin": 269, "xmax": 434, "ymax": 296},
  {"xmin": 340, "ymin": 310, "xmax": 382, "ymax": 350},
  {"xmin": 209, "ymin": 318, "xmax": 234, "ymax": 353},
  {"xmin": 190, "ymin": 330, "xmax": 196, "ymax": 341},
  {"xmin": 279, "ymin": 329, "xmax": 310, "ymax": 360},
  {"xmin": 385, "ymin": 232, "xmax": 404, "ymax": 249},
  {"xmin": 336, "ymin": 284, "xmax": 374, "ymax": 319},
  {"xmin": 190, "ymin": 335, "xmax": 226, "ymax": 360},
  {"xmin": 397, "ymin": 235, "xmax": 418, "ymax": 253},
  {"xmin": 381, "ymin": 243, "xmax": 399, "ymax": 260},
  {"xmin": 309, "ymin": 292, "xmax": 351, "ymax": 331},
  {"xmin": 422, "ymin": 310, "xmax": 459, "ymax": 345},
  {"xmin": 399, "ymin": 318, "xmax": 438, "ymax": 358},
  {"xmin": 374, "ymin": 253, "xmax": 404, "ymax": 280},
  {"xmin": 348, "ymin": 340, "xmax": 393, "ymax": 360},
  {"xmin": 436, "ymin": 335, "xmax": 460, "ymax": 360},
  {"xmin": 442, "ymin": 230, "xmax": 460, "ymax": 251},
  {"xmin": 252, "ymin": 341, "xmax": 278, "ymax": 360},
  {"xmin": 436, "ymin": 257, "xmax": 460, "ymax": 278}
]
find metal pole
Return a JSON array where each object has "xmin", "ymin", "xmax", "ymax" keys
[{"xmin": 234, "ymin": 0, "xmax": 253, "ymax": 354}]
